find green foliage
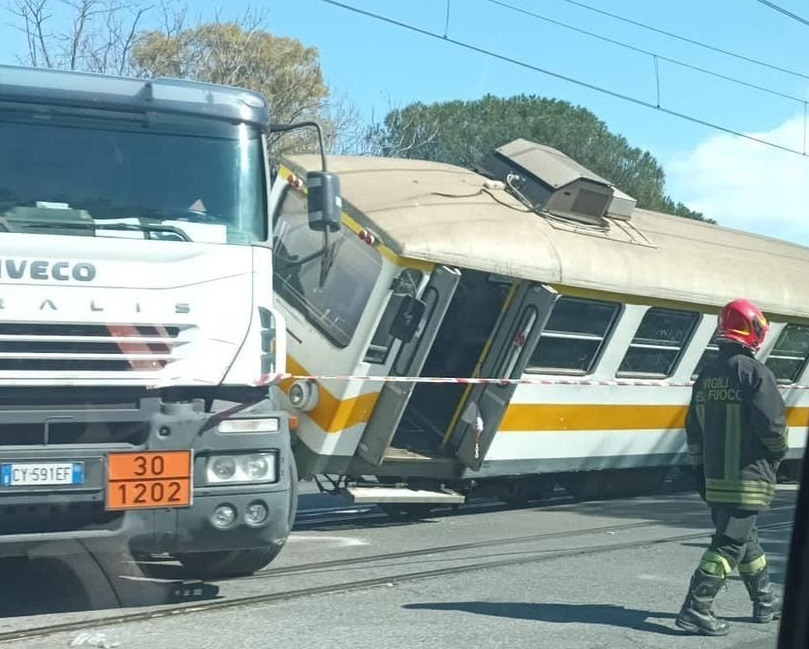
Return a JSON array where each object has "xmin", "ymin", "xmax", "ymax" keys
[
  {"xmin": 369, "ymin": 94, "xmax": 710, "ymax": 222},
  {"xmin": 131, "ymin": 23, "xmax": 331, "ymax": 152}
]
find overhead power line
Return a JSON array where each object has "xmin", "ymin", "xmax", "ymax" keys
[
  {"xmin": 483, "ymin": 0, "xmax": 805, "ymax": 104},
  {"xmin": 315, "ymin": 0, "xmax": 809, "ymax": 158},
  {"xmin": 752, "ymin": 0, "xmax": 809, "ymax": 28},
  {"xmin": 554, "ymin": 0, "xmax": 809, "ymax": 81}
]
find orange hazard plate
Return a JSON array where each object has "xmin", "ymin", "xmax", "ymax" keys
[{"xmin": 106, "ymin": 450, "xmax": 192, "ymax": 511}]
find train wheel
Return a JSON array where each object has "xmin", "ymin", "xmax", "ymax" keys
[
  {"xmin": 378, "ymin": 503, "xmax": 435, "ymax": 521},
  {"xmin": 177, "ymin": 457, "xmax": 299, "ymax": 579},
  {"xmin": 557, "ymin": 468, "xmax": 668, "ymax": 502},
  {"xmin": 497, "ymin": 476, "xmax": 555, "ymax": 506},
  {"xmin": 556, "ymin": 472, "xmax": 601, "ymax": 501}
]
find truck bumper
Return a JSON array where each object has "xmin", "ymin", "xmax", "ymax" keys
[{"xmin": 0, "ymin": 391, "xmax": 293, "ymax": 558}]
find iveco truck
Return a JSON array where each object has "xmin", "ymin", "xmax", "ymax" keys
[{"xmin": 0, "ymin": 65, "xmax": 340, "ymax": 578}]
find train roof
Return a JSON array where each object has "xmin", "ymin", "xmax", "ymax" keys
[{"xmin": 281, "ymin": 153, "xmax": 809, "ymax": 319}]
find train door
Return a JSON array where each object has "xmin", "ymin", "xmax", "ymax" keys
[
  {"xmin": 444, "ymin": 282, "xmax": 559, "ymax": 470},
  {"xmin": 387, "ymin": 270, "xmax": 517, "ymax": 453},
  {"xmin": 356, "ymin": 265, "xmax": 461, "ymax": 465}
]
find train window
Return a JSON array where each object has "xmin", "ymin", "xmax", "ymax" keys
[
  {"xmin": 364, "ymin": 269, "xmax": 424, "ymax": 364},
  {"xmin": 272, "ymin": 188, "xmax": 382, "ymax": 348},
  {"xmin": 692, "ymin": 332, "xmax": 720, "ymax": 379},
  {"xmin": 525, "ymin": 296, "xmax": 621, "ymax": 374},
  {"xmin": 617, "ymin": 308, "xmax": 701, "ymax": 377},
  {"xmin": 766, "ymin": 324, "xmax": 809, "ymax": 383}
]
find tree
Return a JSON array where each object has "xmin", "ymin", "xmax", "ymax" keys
[
  {"xmin": 9, "ymin": 0, "xmax": 152, "ymax": 75},
  {"xmin": 8, "ymin": 1, "xmax": 360, "ymax": 154},
  {"xmin": 131, "ymin": 18, "xmax": 331, "ymax": 152},
  {"xmin": 368, "ymin": 94, "xmax": 709, "ymax": 222}
]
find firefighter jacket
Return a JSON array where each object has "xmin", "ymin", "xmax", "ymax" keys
[{"xmin": 685, "ymin": 343, "xmax": 788, "ymax": 510}]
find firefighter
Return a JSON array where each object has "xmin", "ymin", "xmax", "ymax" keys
[{"xmin": 675, "ymin": 299, "xmax": 788, "ymax": 636}]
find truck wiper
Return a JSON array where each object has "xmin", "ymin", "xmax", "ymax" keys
[
  {"xmin": 0, "ymin": 218, "xmax": 192, "ymax": 241},
  {"xmin": 94, "ymin": 222, "xmax": 192, "ymax": 241}
]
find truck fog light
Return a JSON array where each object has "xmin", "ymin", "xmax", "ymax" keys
[
  {"xmin": 245, "ymin": 501, "xmax": 268, "ymax": 526},
  {"xmin": 288, "ymin": 379, "xmax": 318, "ymax": 411},
  {"xmin": 212, "ymin": 504, "xmax": 237, "ymax": 529}
]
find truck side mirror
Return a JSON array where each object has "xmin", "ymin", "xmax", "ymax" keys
[
  {"xmin": 389, "ymin": 295, "xmax": 426, "ymax": 343},
  {"xmin": 306, "ymin": 171, "xmax": 341, "ymax": 232}
]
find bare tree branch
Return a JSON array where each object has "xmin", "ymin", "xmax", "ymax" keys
[
  {"xmin": 7, "ymin": 0, "xmax": 365, "ymax": 156},
  {"xmin": 359, "ymin": 94, "xmax": 441, "ymax": 157},
  {"xmin": 8, "ymin": 0, "xmax": 163, "ymax": 73},
  {"xmin": 9, "ymin": 0, "xmax": 56, "ymax": 67}
]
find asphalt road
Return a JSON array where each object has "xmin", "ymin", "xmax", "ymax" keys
[{"xmin": 0, "ymin": 484, "xmax": 798, "ymax": 649}]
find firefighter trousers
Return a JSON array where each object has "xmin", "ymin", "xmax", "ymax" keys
[{"xmin": 698, "ymin": 505, "xmax": 766, "ymax": 578}]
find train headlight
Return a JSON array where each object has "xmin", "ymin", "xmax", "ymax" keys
[{"xmin": 288, "ymin": 379, "xmax": 319, "ymax": 411}]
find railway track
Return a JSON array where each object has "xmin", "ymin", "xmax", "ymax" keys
[{"xmin": 0, "ymin": 506, "xmax": 796, "ymax": 644}]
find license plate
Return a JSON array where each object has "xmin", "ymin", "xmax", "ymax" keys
[
  {"xmin": 0, "ymin": 462, "xmax": 84, "ymax": 487},
  {"xmin": 106, "ymin": 450, "xmax": 192, "ymax": 511}
]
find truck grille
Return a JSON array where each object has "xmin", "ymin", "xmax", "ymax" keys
[
  {"xmin": 0, "ymin": 323, "xmax": 183, "ymax": 372},
  {"xmin": 1, "ymin": 501, "xmax": 123, "ymax": 535}
]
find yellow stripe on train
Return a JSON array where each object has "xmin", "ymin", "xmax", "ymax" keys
[{"xmin": 280, "ymin": 356, "xmax": 380, "ymax": 433}]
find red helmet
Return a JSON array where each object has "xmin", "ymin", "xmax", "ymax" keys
[{"xmin": 717, "ymin": 299, "xmax": 769, "ymax": 352}]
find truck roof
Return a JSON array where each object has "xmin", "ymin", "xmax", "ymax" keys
[{"xmin": 0, "ymin": 64, "xmax": 269, "ymax": 128}]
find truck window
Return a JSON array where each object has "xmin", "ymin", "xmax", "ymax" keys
[
  {"xmin": 0, "ymin": 112, "xmax": 266, "ymax": 244},
  {"xmin": 273, "ymin": 188, "xmax": 382, "ymax": 348}
]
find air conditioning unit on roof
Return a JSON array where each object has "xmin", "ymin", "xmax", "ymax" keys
[{"xmin": 481, "ymin": 139, "xmax": 637, "ymax": 225}]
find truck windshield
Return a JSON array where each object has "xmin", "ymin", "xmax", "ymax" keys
[{"xmin": 0, "ymin": 111, "xmax": 267, "ymax": 245}]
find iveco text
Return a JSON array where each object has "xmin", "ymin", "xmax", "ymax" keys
[{"xmin": 0, "ymin": 259, "xmax": 97, "ymax": 281}]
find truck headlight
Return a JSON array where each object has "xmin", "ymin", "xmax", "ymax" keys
[
  {"xmin": 204, "ymin": 452, "xmax": 277, "ymax": 484},
  {"xmin": 288, "ymin": 379, "xmax": 318, "ymax": 411}
]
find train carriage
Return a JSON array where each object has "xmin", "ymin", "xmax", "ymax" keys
[{"xmin": 269, "ymin": 138, "xmax": 808, "ymax": 509}]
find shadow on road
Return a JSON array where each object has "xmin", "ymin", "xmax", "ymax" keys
[
  {"xmin": 0, "ymin": 542, "xmax": 219, "ymax": 621},
  {"xmin": 403, "ymin": 601, "xmax": 684, "ymax": 635},
  {"xmin": 540, "ymin": 490, "xmax": 797, "ymax": 532}
]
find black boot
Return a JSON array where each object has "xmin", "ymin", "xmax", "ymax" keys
[
  {"xmin": 741, "ymin": 567, "xmax": 782, "ymax": 623},
  {"xmin": 675, "ymin": 569, "xmax": 730, "ymax": 636}
]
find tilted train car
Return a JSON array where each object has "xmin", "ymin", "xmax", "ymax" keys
[{"xmin": 269, "ymin": 138, "xmax": 808, "ymax": 512}]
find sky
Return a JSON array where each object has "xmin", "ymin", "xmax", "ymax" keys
[{"xmin": 1, "ymin": 0, "xmax": 809, "ymax": 245}]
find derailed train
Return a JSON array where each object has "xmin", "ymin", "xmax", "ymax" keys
[{"xmin": 269, "ymin": 138, "xmax": 807, "ymax": 514}]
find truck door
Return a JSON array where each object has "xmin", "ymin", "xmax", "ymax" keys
[
  {"xmin": 356, "ymin": 265, "xmax": 461, "ymax": 466},
  {"xmin": 444, "ymin": 282, "xmax": 558, "ymax": 470}
]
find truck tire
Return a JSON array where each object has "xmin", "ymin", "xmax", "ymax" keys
[{"xmin": 178, "ymin": 457, "xmax": 299, "ymax": 579}]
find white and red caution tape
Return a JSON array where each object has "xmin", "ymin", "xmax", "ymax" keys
[
  {"xmin": 153, "ymin": 372, "xmax": 809, "ymax": 391},
  {"xmin": 266, "ymin": 372, "xmax": 809, "ymax": 390},
  {"xmin": 273, "ymin": 373, "xmax": 691, "ymax": 387}
]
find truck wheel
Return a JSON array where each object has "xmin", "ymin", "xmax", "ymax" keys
[{"xmin": 178, "ymin": 456, "xmax": 299, "ymax": 579}]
